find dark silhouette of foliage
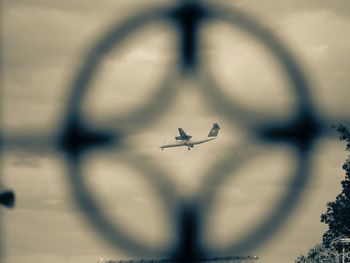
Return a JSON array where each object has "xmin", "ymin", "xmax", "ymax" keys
[
  {"xmin": 295, "ymin": 125, "xmax": 350, "ymax": 262},
  {"xmin": 295, "ymin": 243, "xmax": 337, "ymax": 263},
  {"xmin": 321, "ymin": 125, "xmax": 350, "ymax": 247}
]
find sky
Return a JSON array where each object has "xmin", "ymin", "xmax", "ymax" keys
[{"xmin": 1, "ymin": 0, "xmax": 350, "ymax": 262}]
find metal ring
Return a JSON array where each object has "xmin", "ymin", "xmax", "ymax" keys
[{"xmin": 62, "ymin": 1, "xmax": 318, "ymax": 258}]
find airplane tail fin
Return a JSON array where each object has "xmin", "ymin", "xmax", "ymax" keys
[{"xmin": 208, "ymin": 123, "xmax": 220, "ymax": 137}]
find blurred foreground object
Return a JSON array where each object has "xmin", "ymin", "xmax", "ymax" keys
[{"xmin": 0, "ymin": 189, "xmax": 16, "ymax": 208}]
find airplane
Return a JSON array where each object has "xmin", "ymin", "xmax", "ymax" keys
[{"xmin": 160, "ymin": 123, "xmax": 220, "ymax": 150}]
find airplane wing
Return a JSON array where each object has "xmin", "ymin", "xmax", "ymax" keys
[{"xmin": 175, "ymin": 128, "xmax": 192, "ymax": 141}]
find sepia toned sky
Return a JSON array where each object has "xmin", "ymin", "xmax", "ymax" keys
[{"xmin": 1, "ymin": 0, "xmax": 350, "ymax": 262}]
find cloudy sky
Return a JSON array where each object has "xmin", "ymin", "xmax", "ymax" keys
[{"xmin": 1, "ymin": 0, "xmax": 350, "ymax": 262}]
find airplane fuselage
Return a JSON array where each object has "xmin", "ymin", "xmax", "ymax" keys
[
  {"xmin": 160, "ymin": 137, "xmax": 216, "ymax": 150},
  {"xmin": 160, "ymin": 123, "xmax": 220, "ymax": 150}
]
